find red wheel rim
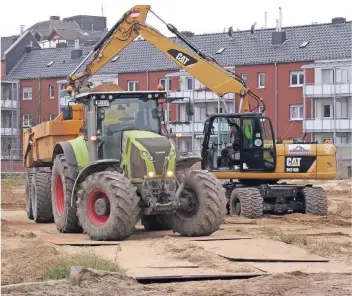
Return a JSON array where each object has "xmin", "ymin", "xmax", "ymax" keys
[
  {"xmin": 55, "ymin": 175, "xmax": 64, "ymax": 217},
  {"xmin": 88, "ymin": 190, "xmax": 110, "ymax": 225}
]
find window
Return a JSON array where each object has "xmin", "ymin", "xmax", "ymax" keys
[
  {"xmin": 323, "ymin": 104, "xmax": 333, "ymax": 118},
  {"xmin": 49, "ymin": 85, "xmax": 55, "ymax": 98},
  {"xmin": 49, "ymin": 113, "xmax": 56, "ymax": 121},
  {"xmin": 214, "ymin": 107, "xmax": 223, "ymax": 113},
  {"xmin": 290, "ymin": 104, "xmax": 304, "ymax": 120},
  {"xmin": 336, "ymin": 136, "xmax": 347, "ymax": 145},
  {"xmin": 185, "ymin": 77, "xmax": 193, "ymax": 90},
  {"xmin": 322, "ymin": 69, "xmax": 334, "ymax": 84},
  {"xmin": 164, "ymin": 109, "xmax": 171, "ymax": 122},
  {"xmin": 216, "ymin": 47, "xmax": 225, "ymax": 54},
  {"xmin": 23, "ymin": 87, "xmax": 32, "ymax": 100},
  {"xmin": 23, "ymin": 114, "xmax": 32, "ymax": 127},
  {"xmin": 241, "ymin": 74, "xmax": 247, "ymax": 84},
  {"xmin": 185, "ymin": 139, "xmax": 192, "ymax": 151},
  {"xmin": 258, "ymin": 73, "xmax": 265, "ymax": 88},
  {"xmin": 159, "ymin": 78, "xmax": 171, "ymax": 91},
  {"xmin": 290, "ymin": 71, "xmax": 304, "ymax": 87},
  {"xmin": 127, "ymin": 81, "xmax": 139, "ymax": 91}
]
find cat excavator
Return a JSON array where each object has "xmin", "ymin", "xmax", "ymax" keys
[{"xmin": 67, "ymin": 5, "xmax": 337, "ymax": 219}]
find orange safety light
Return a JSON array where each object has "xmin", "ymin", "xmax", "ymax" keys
[
  {"xmin": 157, "ymin": 83, "xmax": 164, "ymax": 91},
  {"xmin": 66, "ymin": 85, "xmax": 73, "ymax": 95}
]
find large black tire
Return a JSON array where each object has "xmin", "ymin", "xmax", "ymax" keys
[
  {"xmin": 31, "ymin": 172, "xmax": 54, "ymax": 223},
  {"xmin": 169, "ymin": 169, "xmax": 227, "ymax": 237},
  {"xmin": 25, "ymin": 173, "xmax": 34, "ymax": 220},
  {"xmin": 51, "ymin": 154, "xmax": 82, "ymax": 233},
  {"xmin": 141, "ymin": 215, "xmax": 172, "ymax": 231},
  {"xmin": 302, "ymin": 187, "xmax": 328, "ymax": 215},
  {"xmin": 77, "ymin": 171, "xmax": 141, "ymax": 241},
  {"xmin": 230, "ymin": 187, "xmax": 263, "ymax": 219}
]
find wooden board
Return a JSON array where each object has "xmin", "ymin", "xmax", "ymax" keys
[
  {"xmin": 41, "ymin": 234, "xmax": 121, "ymax": 246},
  {"xmin": 192, "ymin": 238, "xmax": 329, "ymax": 262},
  {"xmin": 250, "ymin": 261, "xmax": 352, "ymax": 274}
]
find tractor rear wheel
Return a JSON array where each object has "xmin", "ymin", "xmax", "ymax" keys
[
  {"xmin": 31, "ymin": 172, "xmax": 54, "ymax": 223},
  {"xmin": 170, "ymin": 169, "xmax": 227, "ymax": 237},
  {"xmin": 51, "ymin": 154, "xmax": 82, "ymax": 233},
  {"xmin": 25, "ymin": 173, "xmax": 34, "ymax": 220},
  {"xmin": 230, "ymin": 188, "xmax": 263, "ymax": 219},
  {"xmin": 77, "ymin": 171, "xmax": 141, "ymax": 241},
  {"xmin": 141, "ymin": 215, "xmax": 172, "ymax": 231},
  {"xmin": 302, "ymin": 187, "xmax": 328, "ymax": 215}
]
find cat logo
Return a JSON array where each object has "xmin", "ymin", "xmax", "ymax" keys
[
  {"xmin": 167, "ymin": 49, "xmax": 197, "ymax": 67},
  {"xmin": 286, "ymin": 157, "xmax": 301, "ymax": 172}
]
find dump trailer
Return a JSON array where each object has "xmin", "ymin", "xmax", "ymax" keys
[{"xmin": 23, "ymin": 90, "xmax": 227, "ymax": 241}]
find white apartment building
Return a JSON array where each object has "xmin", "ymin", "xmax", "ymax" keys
[{"xmin": 302, "ymin": 59, "xmax": 352, "ymax": 176}]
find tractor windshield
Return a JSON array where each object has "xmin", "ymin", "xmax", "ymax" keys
[{"xmin": 100, "ymin": 98, "xmax": 160, "ymax": 135}]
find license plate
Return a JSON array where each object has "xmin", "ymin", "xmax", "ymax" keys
[{"xmin": 96, "ymin": 100, "xmax": 110, "ymax": 107}]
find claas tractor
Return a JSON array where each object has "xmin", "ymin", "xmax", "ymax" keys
[
  {"xmin": 23, "ymin": 90, "xmax": 227, "ymax": 241},
  {"xmin": 201, "ymin": 113, "xmax": 338, "ymax": 218}
]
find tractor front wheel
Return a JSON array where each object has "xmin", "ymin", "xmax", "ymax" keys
[
  {"xmin": 51, "ymin": 154, "xmax": 82, "ymax": 233},
  {"xmin": 77, "ymin": 171, "xmax": 141, "ymax": 241},
  {"xmin": 170, "ymin": 169, "xmax": 227, "ymax": 237}
]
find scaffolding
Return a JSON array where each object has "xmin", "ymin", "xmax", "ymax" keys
[{"xmin": 1, "ymin": 80, "xmax": 21, "ymax": 172}]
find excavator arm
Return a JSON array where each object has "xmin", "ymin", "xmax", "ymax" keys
[{"xmin": 68, "ymin": 5, "xmax": 265, "ymax": 113}]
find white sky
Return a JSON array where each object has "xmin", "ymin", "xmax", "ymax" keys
[{"xmin": 1, "ymin": 0, "xmax": 351, "ymax": 37}]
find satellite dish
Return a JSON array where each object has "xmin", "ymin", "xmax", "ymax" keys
[{"xmin": 228, "ymin": 26, "xmax": 233, "ymax": 37}]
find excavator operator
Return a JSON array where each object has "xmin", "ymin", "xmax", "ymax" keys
[{"xmin": 219, "ymin": 120, "xmax": 241, "ymax": 168}]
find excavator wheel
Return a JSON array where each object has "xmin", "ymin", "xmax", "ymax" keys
[
  {"xmin": 141, "ymin": 215, "xmax": 172, "ymax": 231},
  {"xmin": 302, "ymin": 187, "xmax": 328, "ymax": 216},
  {"xmin": 76, "ymin": 171, "xmax": 141, "ymax": 241},
  {"xmin": 51, "ymin": 154, "xmax": 82, "ymax": 233},
  {"xmin": 169, "ymin": 169, "xmax": 227, "ymax": 237},
  {"xmin": 25, "ymin": 172, "xmax": 34, "ymax": 220},
  {"xmin": 230, "ymin": 188, "xmax": 263, "ymax": 219},
  {"xmin": 31, "ymin": 172, "xmax": 54, "ymax": 223}
]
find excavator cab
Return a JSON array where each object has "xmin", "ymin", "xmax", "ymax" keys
[{"xmin": 201, "ymin": 113, "xmax": 276, "ymax": 173}]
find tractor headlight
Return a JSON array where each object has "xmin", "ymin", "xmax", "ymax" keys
[
  {"xmin": 142, "ymin": 151, "xmax": 148, "ymax": 158},
  {"xmin": 148, "ymin": 172, "xmax": 155, "ymax": 178},
  {"xmin": 149, "ymin": 155, "xmax": 154, "ymax": 161},
  {"xmin": 166, "ymin": 170, "xmax": 173, "ymax": 177}
]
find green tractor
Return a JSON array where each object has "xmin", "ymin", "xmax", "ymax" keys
[{"xmin": 47, "ymin": 90, "xmax": 227, "ymax": 241}]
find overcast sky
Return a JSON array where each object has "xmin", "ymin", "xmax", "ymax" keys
[{"xmin": 1, "ymin": 0, "xmax": 351, "ymax": 37}]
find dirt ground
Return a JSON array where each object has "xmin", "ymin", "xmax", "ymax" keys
[{"xmin": 1, "ymin": 178, "xmax": 351, "ymax": 295}]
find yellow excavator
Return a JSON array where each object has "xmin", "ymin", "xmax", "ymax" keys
[{"xmin": 65, "ymin": 5, "xmax": 337, "ymax": 219}]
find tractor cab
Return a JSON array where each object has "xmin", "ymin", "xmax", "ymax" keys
[{"xmin": 201, "ymin": 113, "xmax": 277, "ymax": 172}]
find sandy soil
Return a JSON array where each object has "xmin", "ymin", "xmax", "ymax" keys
[{"xmin": 1, "ymin": 178, "xmax": 351, "ymax": 295}]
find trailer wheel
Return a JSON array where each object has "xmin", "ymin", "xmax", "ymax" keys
[
  {"xmin": 141, "ymin": 215, "xmax": 172, "ymax": 231},
  {"xmin": 31, "ymin": 172, "xmax": 54, "ymax": 223},
  {"xmin": 302, "ymin": 187, "xmax": 328, "ymax": 216},
  {"xmin": 51, "ymin": 154, "xmax": 82, "ymax": 233},
  {"xmin": 77, "ymin": 171, "xmax": 141, "ymax": 241},
  {"xmin": 25, "ymin": 173, "xmax": 33, "ymax": 220},
  {"xmin": 230, "ymin": 188, "xmax": 263, "ymax": 219},
  {"xmin": 169, "ymin": 169, "xmax": 227, "ymax": 237}
]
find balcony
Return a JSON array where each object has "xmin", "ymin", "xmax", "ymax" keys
[
  {"xmin": 304, "ymin": 118, "xmax": 352, "ymax": 132},
  {"xmin": 1, "ymin": 128, "xmax": 19, "ymax": 135},
  {"xmin": 168, "ymin": 90, "xmax": 235, "ymax": 103},
  {"xmin": 304, "ymin": 83, "xmax": 352, "ymax": 98},
  {"xmin": 169, "ymin": 121, "xmax": 230, "ymax": 135},
  {"xmin": 1, "ymin": 100, "xmax": 18, "ymax": 109}
]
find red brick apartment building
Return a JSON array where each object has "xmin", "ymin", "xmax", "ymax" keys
[{"xmin": 2, "ymin": 17, "xmax": 351, "ymax": 171}]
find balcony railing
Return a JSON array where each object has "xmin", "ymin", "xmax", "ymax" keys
[
  {"xmin": 169, "ymin": 121, "xmax": 230, "ymax": 135},
  {"xmin": 168, "ymin": 90, "xmax": 235, "ymax": 103},
  {"xmin": 304, "ymin": 118, "xmax": 352, "ymax": 131},
  {"xmin": 1, "ymin": 100, "xmax": 18, "ymax": 109},
  {"xmin": 1, "ymin": 128, "xmax": 19, "ymax": 135},
  {"xmin": 304, "ymin": 83, "xmax": 352, "ymax": 98}
]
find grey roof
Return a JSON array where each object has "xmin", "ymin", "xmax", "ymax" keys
[
  {"xmin": 1, "ymin": 35, "xmax": 19, "ymax": 59},
  {"xmin": 28, "ymin": 19, "xmax": 81, "ymax": 39},
  {"xmin": 5, "ymin": 20, "xmax": 352, "ymax": 80}
]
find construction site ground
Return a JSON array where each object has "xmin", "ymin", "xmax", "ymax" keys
[{"xmin": 1, "ymin": 177, "xmax": 351, "ymax": 295}]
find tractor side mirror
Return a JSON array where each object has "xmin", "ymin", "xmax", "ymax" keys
[
  {"xmin": 152, "ymin": 107, "xmax": 163, "ymax": 119},
  {"xmin": 186, "ymin": 102, "xmax": 194, "ymax": 117},
  {"xmin": 169, "ymin": 127, "xmax": 174, "ymax": 133}
]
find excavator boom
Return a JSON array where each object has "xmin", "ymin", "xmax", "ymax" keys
[{"xmin": 68, "ymin": 5, "xmax": 264, "ymax": 113}]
